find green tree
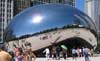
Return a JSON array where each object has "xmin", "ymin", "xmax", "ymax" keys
[{"xmin": 95, "ymin": 39, "xmax": 100, "ymax": 53}]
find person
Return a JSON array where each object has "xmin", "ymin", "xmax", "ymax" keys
[
  {"xmin": 82, "ymin": 47, "xmax": 85, "ymax": 57},
  {"xmin": 84, "ymin": 47, "xmax": 90, "ymax": 61},
  {"xmin": 23, "ymin": 49, "xmax": 30, "ymax": 61},
  {"xmin": 15, "ymin": 47, "xmax": 20, "ymax": 57},
  {"xmin": 76, "ymin": 47, "xmax": 82, "ymax": 57},
  {"xmin": 90, "ymin": 48, "xmax": 94, "ymax": 57},
  {"xmin": 17, "ymin": 53, "xmax": 23, "ymax": 61},
  {"xmin": 51, "ymin": 46, "xmax": 57, "ymax": 59},
  {"xmin": 14, "ymin": 47, "xmax": 20, "ymax": 61},
  {"xmin": 29, "ymin": 49, "xmax": 36, "ymax": 61},
  {"xmin": 56, "ymin": 46, "xmax": 61, "ymax": 60},
  {"xmin": 9, "ymin": 51, "xmax": 15, "ymax": 61},
  {"xmin": 61, "ymin": 45, "xmax": 68, "ymax": 60},
  {"xmin": 43, "ymin": 48, "xmax": 50, "ymax": 60},
  {"xmin": 0, "ymin": 45, "xmax": 12, "ymax": 61},
  {"xmin": 72, "ymin": 47, "xmax": 77, "ymax": 61}
]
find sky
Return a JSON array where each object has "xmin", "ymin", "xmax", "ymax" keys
[{"xmin": 75, "ymin": 0, "xmax": 85, "ymax": 12}]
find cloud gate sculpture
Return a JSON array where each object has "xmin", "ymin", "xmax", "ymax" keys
[{"xmin": 4, "ymin": 4, "xmax": 97, "ymax": 51}]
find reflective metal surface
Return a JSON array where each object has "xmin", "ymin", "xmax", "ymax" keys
[{"xmin": 4, "ymin": 4, "xmax": 97, "ymax": 41}]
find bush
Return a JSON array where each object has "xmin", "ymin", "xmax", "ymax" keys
[{"xmin": 95, "ymin": 39, "xmax": 100, "ymax": 53}]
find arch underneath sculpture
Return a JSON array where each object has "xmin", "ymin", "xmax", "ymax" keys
[{"xmin": 34, "ymin": 37, "xmax": 93, "ymax": 57}]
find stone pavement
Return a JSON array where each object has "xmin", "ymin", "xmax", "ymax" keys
[{"xmin": 35, "ymin": 57, "xmax": 100, "ymax": 61}]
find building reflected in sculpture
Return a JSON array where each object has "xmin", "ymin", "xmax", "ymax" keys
[{"xmin": 4, "ymin": 4, "xmax": 97, "ymax": 52}]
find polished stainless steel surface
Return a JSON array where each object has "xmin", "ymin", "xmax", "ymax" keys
[{"xmin": 4, "ymin": 4, "xmax": 97, "ymax": 41}]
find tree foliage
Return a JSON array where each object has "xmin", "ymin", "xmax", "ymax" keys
[{"xmin": 95, "ymin": 38, "xmax": 100, "ymax": 53}]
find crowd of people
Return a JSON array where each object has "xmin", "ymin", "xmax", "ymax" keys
[
  {"xmin": 43, "ymin": 45, "xmax": 68, "ymax": 60},
  {"xmin": 0, "ymin": 44, "xmax": 94, "ymax": 61},
  {"xmin": 0, "ymin": 45, "xmax": 36, "ymax": 61},
  {"xmin": 43, "ymin": 45, "xmax": 94, "ymax": 61},
  {"xmin": 71, "ymin": 47, "xmax": 93, "ymax": 61}
]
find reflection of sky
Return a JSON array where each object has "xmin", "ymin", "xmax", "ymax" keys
[
  {"xmin": 8, "ymin": 4, "xmax": 94, "ymax": 37},
  {"xmin": 76, "ymin": 0, "xmax": 84, "ymax": 12}
]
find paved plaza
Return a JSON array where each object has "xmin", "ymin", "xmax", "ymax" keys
[{"xmin": 35, "ymin": 57, "xmax": 100, "ymax": 61}]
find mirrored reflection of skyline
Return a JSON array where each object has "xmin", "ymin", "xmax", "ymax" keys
[{"xmin": 5, "ymin": 4, "xmax": 96, "ymax": 39}]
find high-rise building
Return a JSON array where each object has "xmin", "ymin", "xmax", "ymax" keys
[
  {"xmin": 0, "ymin": 0, "xmax": 13, "ymax": 43},
  {"xmin": 14, "ymin": 0, "xmax": 75, "ymax": 16},
  {"xmin": 0, "ymin": 16, "xmax": 2, "ymax": 42},
  {"xmin": 14, "ymin": 0, "xmax": 31, "ymax": 16},
  {"xmin": 85, "ymin": 0, "xmax": 100, "ymax": 37},
  {"xmin": 31, "ymin": 0, "xmax": 75, "ymax": 7}
]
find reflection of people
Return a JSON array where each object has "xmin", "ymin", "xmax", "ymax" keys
[
  {"xmin": 0, "ymin": 46, "xmax": 12, "ymax": 61},
  {"xmin": 43, "ymin": 48, "xmax": 50, "ymax": 60}
]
